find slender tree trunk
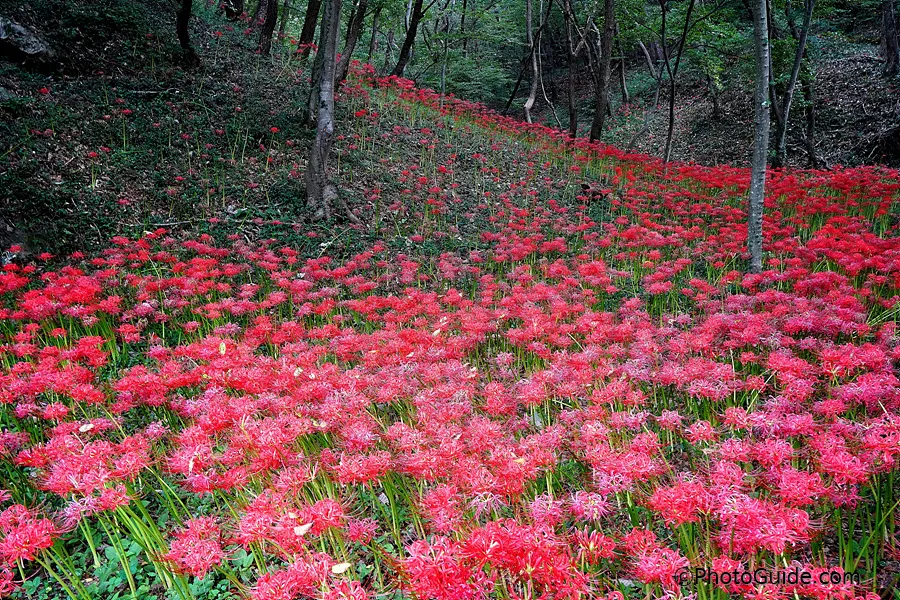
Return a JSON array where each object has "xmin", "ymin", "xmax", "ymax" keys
[
  {"xmin": 524, "ymin": 0, "xmax": 539, "ymax": 122},
  {"xmin": 748, "ymin": 0, "xmax": 771, "ymax": 274},
  {"xmin": 563, "ymin": 0, "xmax": 578, "ymax": 138},
  {"xmin": 617, "ymin": 32, "xmax": 629, "ymax": 104},
  {"xmin": 439, "ymin": 0, "xmax": 453, "ymax": 108},
  {"xmin": 537, "ymin": 3, "xmax": 562, "ymax": 129},
  {"xmin": 258, "ymin": 0, "xmax": 280, "ymax": 54},
  {"xmin": 383, "ymin": 29, "xmax": 394, "ymax": 72},
  {"xmin": 279, "ymin": 0, "xmax": 292, "ymax": 36},
  {"xmin": 392, "ymin": 0, "xmax": 427, "ymax": 76},
  {"xmin": 637, "ymin": 40, "xmax": 657, "ymax": 79},
  {"xmin": 252, "ymin": 0, "xmax": 269, "ymax": 29},
  {"xmin": 773, "ymin": 0, "xmax": 814, "ymax": 167},
  {"xmin": 460, "ymin": 0, "xmax": 468, "ymax": 55},
  {"xmin": 661, "ymin": 0, "xmax": 696, "ymax": 163},
  {"xmin": 502, "ymin": 0, "xmax": 554, "ymax": 114},
  {"xmin": 299, "ymin": 0, "xmax": 323, "ymax": 57},
  {"xmin": 307, "ymin": 0, "xmax": 348, "ymax": 221},
  {"xmin": 589, "ymin": 0, "xmax": 615, "ymax": 141},
  {"xmin": 337, "ymin": 0, "xmax": 369, "ymax": 82},
  {"xmin": 177, "ymin": 0, "xmax": 199, "ymax": 63},
  {"xmin": 368, "ymin": 4, "xmax": 381, "ymax": 61},
  {"xmin": 883, "ymin": 0, "xmax": 900, "ymax": 76}
]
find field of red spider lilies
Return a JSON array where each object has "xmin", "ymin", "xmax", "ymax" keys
[{"xmin": 3, "ymin": 69, "xmax": 900, "ymax": 600}]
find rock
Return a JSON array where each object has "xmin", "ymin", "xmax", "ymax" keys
[
  {"xmin": 0, "ymin": 85, "xmax": 14, "ymax": 101},
  {"xmin": 0, "ymin": 17, "xmax": 54, "ymax": 62},
  {"xmin": 0, "ymin": 218, "xmax": 27, "ymax": 265}
]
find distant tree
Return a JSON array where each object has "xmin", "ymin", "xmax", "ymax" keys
[
  {"xmin": 589, "ymin": 0, "xmax": 616, "ymax": 141},
  {"xmin": 392, "ymin": 0, "xmax": 433, "ymax": 77},
  {"xmin": 884, "ymin": 0, "xmax": 900, "ymax": 76},
  {"xmin": 279, "ymin": 0, "xmax": 293, "ymax": 37},
  {"xmin": 748, "ymin": 0, "xmax": 770, "ymax": 273},
  {"xmin": 299, "ymin": 0, "xmax": 324, "ymax": 58},
  {"xmin": 367, "ymin": 3, "xmax": 382, "ymax": 62},
  {"xmin": 658, "ymin": 0, "xmax": 696, "ymax": 163},
  {"xmin": 337, "ymin": 0, "xmax": 370, "ymax": 82},
  {"xmin": 258, "ymin": 0, "xmax": 280, "ymax": 54},
  {"xmin": 770, "ymin": 0, "xmax": 815, "ymax": 168},
  {"xmin": 251, "ymin": 0, "xmax": 270, "ymax": 29},
  {"xmin": 176, "ymin": 0, "xmax": 199, "ymax": 64},
  {"xmin": 524, "ymin": 0, "xmax": 540, "ymax": 123}
]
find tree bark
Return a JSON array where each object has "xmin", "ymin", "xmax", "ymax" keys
[
  {"xmin": 883, "ymin": 0, "xmax": 900, "ymax": 77},
  {"xmin": 368, "ymin": 4, "xmax": 381, "ymax": 61},
  {"xmin": 616, "ymin": 31, "xmax": 629, "ymax": 104},
  {"xmin": 460, "ymin": 0, "xmax": 468, "ymax": 55},
  {"xmin": 383, "ymin": 29, "xmax": 394, "ymax": 72},
  {"xmin": 307, "ymin": 0, "xmax": 349, "ymax": 221},
  {"xmin": 258, "ymin": 0, "xmax": 280, "ymax": 54},
  {"xmin": 524, "ymin": 0, "xmax": 539, "ymax": 122},
  {"xmin": 563, "ymin": 0, "xmax": 578, "ymax": 136},
  {"xmin": 177, "ymin": 0, "xmax": 199, "ymax": 63},
  {"xmin": 299, "ymin": 0, "xmax": 323, "ymax": 57},
  {"xmin": 337, "ymin": 0, "xmax": 369, "ymax": 82},
  {"xmin": 502, "ymin": 0, "xmax": 554, "ymax": 115},
  {"xmin": 251, "ymin": 0, "xmax": 269, "ymax": 29},
  {"xmin": 589, "ymin": 0, "xmax": 615, "ymax": 141},
  {"xmin": 392, "ymin": 0, "xmax": 428, "ymax": 77},
  {"xmin": 748, "ymin": 0, "xmax": 771, "ymax": 274}
]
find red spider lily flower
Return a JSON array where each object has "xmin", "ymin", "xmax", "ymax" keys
[{"xmin": 163, "ymin": 517, "xmax": 225, "ymax": 578}]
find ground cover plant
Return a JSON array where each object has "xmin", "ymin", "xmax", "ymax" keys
[{"xmin": 4, "ymin": 54, "xmax": 900, "ymax": 600}]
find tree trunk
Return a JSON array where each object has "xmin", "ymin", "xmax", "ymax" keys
[
  {"xmin": 536, "ymin": 1, "xmax": 562, "ymax": 129},
  {"xmin": 177, "ymin": 0, "xmax": 199, "ymax": 63},
  {"xmin": 773, "ymin": 0, "xmax": 814, "ymax": 167},
  {"xmin": 616, "ymin": 32, "xmax": 629, "ymax": 104},
  {"xmin": 589, "ymin": 0, "xmax": 615, "ymax": 141},
  {"xmin": 524, "ymin": 0, "xmax": 539, "ymax": 123},
  {"xmin": 258, "ymin": 0, "xmax": 280, "ymax": 54},
  {"xmin": 298, "ymin": 0, "xmax": 323, "ymax": 57},
  {"xmin": 368, "ymin": 4, "xmax": 381, "ymax": 61},
  {"xmin": 252, "ymin": 0, "xmax": 269, "ymax": 29},
  {"xmin": 883, "ymin": 0, "xmax": 900, "ymax": 77},
  {"xmin": 563, "ymin": 0, "xmax": 578, "ymax": 136},
  {"xmin": 383, "ymin": 29, "xmax": 394, "ymax": 72},
  {"xmin": 279, "ymin": 0, "xmax": 292, "ymax": 36},
  {"xmin": 337, "ymin": 0, "xmax": 369, "ymax": 82},
  {"xmin": 501, "ymin": 0, "xmax": 554, "ymax": 115},
  {"xmin": 637, "ymin": 40, "xmax": 658, "ymax": 79},
  {"xmin": 392, "ymin": 0, "xmax": 427, "ymax": 76},
  {"xmin": 460, "ymin": 0, "xmax": 468, "ymax": 55},
  {"xmin": 306, "ymin": 0, "xmax": 344, "ymax": 221},
  {"xmin": 661, "ymin": 0, "xmax": 696, "ymax": 163},
  {"xmin": 748, "ymin": 0, "xmax": 771, "ymax": 274}
]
